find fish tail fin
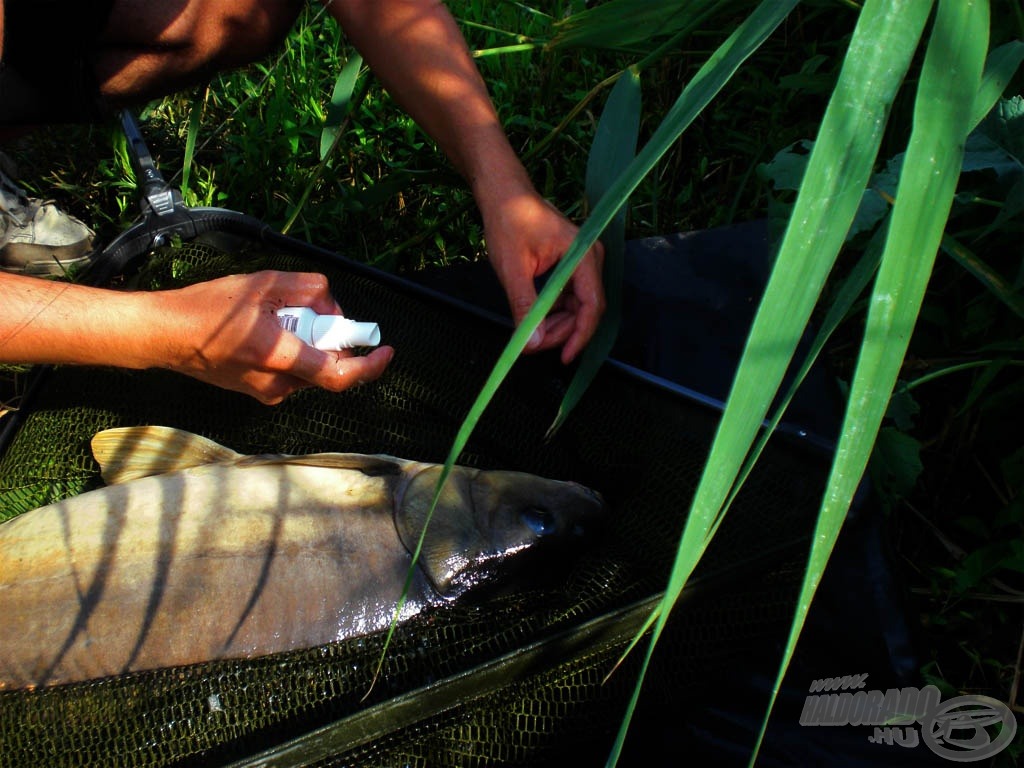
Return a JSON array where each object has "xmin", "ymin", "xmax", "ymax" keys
[{"xmin": 91, "ymin": 426, "xmax": 243, "ymax": 485}]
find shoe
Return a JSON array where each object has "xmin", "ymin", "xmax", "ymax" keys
[{"xmin": 0, "ymin": 154, "xmax": 95, "ymax": 277}]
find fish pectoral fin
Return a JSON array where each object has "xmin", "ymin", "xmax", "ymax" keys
[{"xmin": 91, "ymin": 426, "xmax": 242, "ymax": 484}]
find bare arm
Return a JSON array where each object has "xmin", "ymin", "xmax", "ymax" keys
[
  {"xmin": 0, "ymin": 270, "xmax": 393, "ymax": 405},
  {"xmin": 326, "ymin": 0, "xmax": 605, "ymax": 363}
]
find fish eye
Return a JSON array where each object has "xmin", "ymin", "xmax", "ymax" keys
[{"xmin": 521, "ymin": 507, "xmax": 556, "ymax": 536}]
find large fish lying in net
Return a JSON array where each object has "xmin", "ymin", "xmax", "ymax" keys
[{"xmin": 0, "ymin": 426, "xmax": 605, "ymax": 689}]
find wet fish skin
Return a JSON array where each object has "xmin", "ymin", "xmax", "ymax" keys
[{"xmin": 0, "ymin": 426, "xmax": 605, "ymax": 689}]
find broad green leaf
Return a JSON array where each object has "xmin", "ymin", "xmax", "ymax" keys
[
  {"xmin": 546, "ymin": 66, "xmax": 641, "ymax": 438},
  {"xmin": 755, "ymin": 0, "xmax": 989, "ymax": 758},
  {"xmin": 320, "ymin": 53, "xmax": 364, "ymax": 161},
  {"xmin": 870, "ymin": 427, "xmax": 924, "ymax": 509},
  {"xmin": 971, "ymin": 43, "xmax": 1024, "ymax": 129},
  {"xmin": 886, "ymin": 381, "xmax": 921, "ymax": 431},
  {"xmin": 962, "ymin": 130, "xmax": 1023, "ymax": 179},
  {"xmin": 757, "ymin": 139, "xmax": 814, "ymax": 192}
]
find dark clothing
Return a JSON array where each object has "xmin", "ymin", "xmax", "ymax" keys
[{"xmin": 1, "ymin": 0, "xmax": 115, "ymax": 124}]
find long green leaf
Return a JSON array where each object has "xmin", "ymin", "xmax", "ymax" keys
[
  {"xmin": 283, "ymin": 54, "xmax": 368, "ymax": 236},
  {"xmin": 180, "ymin": 88, "xmax": 206, "ymax": 204},
  {"xmin": 549, "ymin": 0, "xmax": 734, "ymax": 52},
  {"xmin": 437, "ymin": 0, "xmax": 801, "ymax": 524},
  {"xmin": 754, "ymin": 0, "xmax": 989, "ymax": 758},
  {"xmin": 546, "ymin": 67, "xmax": 641, "ymax": 438},
  {"xmin": 722, "ymin": 221, "xmax": 888, "ymax": 525},
  {"xmin": 382, "ymin": 0, "xmax": 799, "ymax": 709},
  {"xmin": 320, "ymin": 52, "xmax": 364, "ymax": 161},
  {"xmin": 629, "ymin": 0, "xmax": 932, "ymax": 682},
  {"xmin": 941, "ymin": 232, "xmax": 1024, "ymax": 319},
  {"xmin": 610, "ymin": 0, "xmax": 937, "ymax": 763},
  {"xmin": 972, "ymin": 40, "xmax": 1024, "ymax": 128}
]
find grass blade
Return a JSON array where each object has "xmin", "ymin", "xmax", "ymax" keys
[
  {"xmin": 549, "ymin": 0, "xmax": 734, "ymax": 51},
  {"xmin": 722, "ymin": 221, "xmax": 889, "ymax": 522},
  {"xmin": 180, "ymin": 87, "xmax": 207, "ymax": 204},
  {"xmin": 753, "ymin": 0, "xmax": 989, "ymax": 758},
  {"xmin": 283, "ymin": 54, "xmax": 369, "ymax": 235},
  {"xmin": 320, "ymin": 52, "xmax": 364, "ymax": 161},
  {"xmin": 941, "ymin": 232, "xmax": 1024, "ymax": 320},
  {"xmin": 375, "ymin": 0, "xmax": 799, "ymax": 710},
  {"xmin": 546, "ymin": 66, "xmax": 641, "ymax": 439}
]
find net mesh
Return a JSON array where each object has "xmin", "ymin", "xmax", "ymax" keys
[{"xmin": 0, "ymin": 236, "xmax": 826, "ymax": 767}]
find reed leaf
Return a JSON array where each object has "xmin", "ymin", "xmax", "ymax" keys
[
  {"xmin": 735, "ymin": 30, "xmax": 1024, "ymax": 508},
  {"xmin": 753, "ymin": 0, "xmax": 990, "ymax": 758},
  {"xmin": 604, "ymin": 0, "xmax": 938, "ymax": 763},
  {"xmin": 387, "ymin": 0, "xmax": 799, "ymax": 699},
  {"xmin": 549, "ymin": 0, "xmax": 735, "ymax": 52},
  {"xmin": 972, "ymin": 40, "xmax": 1024, "ymax": 126},
  {"xmin": 634, "ymin": 0, "xmax": 932, "ymax": 661},
  {"xmin": 546, "ymin": 66, "xmax": 641, "ymax": 439},
  {"xmin": 436, "ymin": 0, "xmax": 799, "ymax": 512}
]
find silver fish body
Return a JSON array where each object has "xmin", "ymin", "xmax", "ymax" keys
[{"xmin": 0, "ymin": 426, "xmax": 604, "ymax": 689}]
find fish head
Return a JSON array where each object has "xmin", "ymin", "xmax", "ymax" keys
[{"xmin": 395, "ymin": 464, "xmax": 606, "ymax": 601}]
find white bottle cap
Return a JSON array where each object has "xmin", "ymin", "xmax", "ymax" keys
[{"xmin": 310, "ymin": 316, "xmax": 381, "ymax": 349}]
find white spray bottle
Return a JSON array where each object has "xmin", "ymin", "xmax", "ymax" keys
[{"xmin": 276, "ymin": 307, "xmax": 381, "ymax": 350}]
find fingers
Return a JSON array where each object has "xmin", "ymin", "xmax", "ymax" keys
[
  {"xmin": 510, "ymin": 239, "xmax": 606, "ymax": 364},
  {"xmin": 291, "ymin": 343, "xmax": 395, "ymax": 391},
  {"xmin": 560, "ymin": 240, "xmax": 606, "ymax": 364},
  {"xmin": 242, "ymin": 346, "xmax": 394, "ymax": 405},
  {"xmin": 170, "ymin": 270, "xmax": 390, "ymax": 404},
  {"xmin": 258, "ymin": 271, "xmax": 343, "ymax": 315}
]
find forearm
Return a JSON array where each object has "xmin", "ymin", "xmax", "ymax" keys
[
  {"xmin": 0, "ymin": 273, "xmax": 167, "ymax": 369},
  {"xmin": 326, "ymin": 0, "xmax": 535, "ymax": 208},
  {"xmin": 325, "ymin": 0, "xmax": 605, "ymax": 364},
  {"xmin": 0, "ymin": 271, "xmax": 394, "ymax": 405}
]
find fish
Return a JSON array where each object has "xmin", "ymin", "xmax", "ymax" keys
[{"xmin": 0, "ymin": 426, "xmax": 605, "ymax": 689}]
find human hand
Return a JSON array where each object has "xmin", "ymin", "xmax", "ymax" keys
[
  {"xmin": 149, "ymin": 271, "xmax": 394, "ymax": 405},
  {"xmin": 482, "ymin": 192, "xmax": 606, "ymax": 364}
]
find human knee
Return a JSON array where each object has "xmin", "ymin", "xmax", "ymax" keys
[
  {"xmin": 95, "ymin": 0, "xmax": 305, "ymax": 100},
  {"xmin": 102, "ymin": 0, "xmax": 304, "ymax": 69},
  {"xmin": 197, "ymin": 0, "xmax": 306, "ymax": 68}
]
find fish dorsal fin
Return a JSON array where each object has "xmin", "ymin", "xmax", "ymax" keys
[
  {"xmin": 91, "ymin": 426, "xmax": 242, "ymax": 485},
  {"xmin": 237, "ymin": 453, "xmax": 406, "ymax": 477}
]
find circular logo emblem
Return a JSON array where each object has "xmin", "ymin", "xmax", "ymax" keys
[{"xmin": 920, "ymin": 695, "xmax": 1017, "ymax": 762}]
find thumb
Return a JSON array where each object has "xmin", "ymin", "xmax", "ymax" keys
[{"xmin": 504, "ymin": 279, "xmax": 544, "ymax": 352}]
